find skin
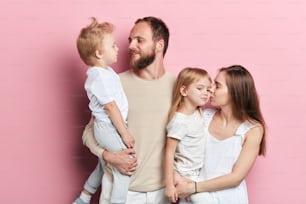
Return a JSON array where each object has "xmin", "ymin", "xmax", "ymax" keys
[
  {"xmin": 175, "ymin": 71, "xmax": 264, "ymax": 199},
  {"xmin": 95, "ymin": 33, "xmax": 119, "ymax": 67},
  {"xmin": 165, "ymin": 77, "xmax": 211, "ymax": 203},
  {"xmin": 128, "ymin": 21, "xmax": 165, "ymax": 79}
]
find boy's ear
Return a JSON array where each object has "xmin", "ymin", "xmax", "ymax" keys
[
  {"xmin": 95, "ymin": 49, "xmax": 103, "ymax": 59},
  {"xmin": 180, "ymin": 85, "xmax": 188, "ymax": 96}
]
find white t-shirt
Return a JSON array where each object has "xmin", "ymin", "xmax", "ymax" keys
[
  {"xmin": 167, "ymin": 110, "xmax": 206, "ymax": 178},
  {"xmin": 84, "ymin": 66, "xmax": 128, "ymax": 123}
]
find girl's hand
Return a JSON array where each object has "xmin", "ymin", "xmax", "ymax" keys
[{"xmin": 165, "ymin": 185, "xmax": 178, "ymax": 203}]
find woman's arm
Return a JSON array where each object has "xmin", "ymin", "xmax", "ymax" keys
[
  {"xmin": 164, "ymin": 137, "xmax": 179, "ymax": 203},
  {"xmin": 177, "ymin": 125, "xmax": 264, "ymax": 198}
]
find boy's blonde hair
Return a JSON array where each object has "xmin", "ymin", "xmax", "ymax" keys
[
  {"xmin": 76, "ymin": 17, "xmax": 114, "ymax": 66},
  {"xmin": 167, "ymin": 67, "xmax": 211, "ymax": 124}
]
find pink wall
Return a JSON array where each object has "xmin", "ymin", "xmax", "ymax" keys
[{"xmin": 1, "ymin": 1, "xmax": 305, "ymax": 203}]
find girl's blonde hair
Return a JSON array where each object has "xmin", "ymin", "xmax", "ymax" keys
[
  {"xmin": 76, "ymin": 17, "xmax": 114, "ymax": 66},
  {"xmin": 167, "ymin": 67, "xmax": 211, "ymax": 124}
]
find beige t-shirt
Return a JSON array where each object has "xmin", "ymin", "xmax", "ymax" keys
[{"xmin": 82, "ymin": 70, "xmax": 175, "ymax": 192}]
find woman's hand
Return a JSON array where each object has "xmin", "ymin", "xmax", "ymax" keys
[{"xmin": 175, "ymin": 178, "xmax": 195, "ymax": 199}]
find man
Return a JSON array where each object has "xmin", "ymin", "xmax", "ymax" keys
[{"xmin": 74, "ymin": 16, "xmax": 175, "ymax": 204}]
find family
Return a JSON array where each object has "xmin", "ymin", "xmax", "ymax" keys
[{"xmin": 74, "ymin": 16, "xmax": 266, "ymax": 204}]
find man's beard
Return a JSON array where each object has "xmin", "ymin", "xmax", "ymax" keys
[{"xmin": 130, "ymin": 49, "xmax": 156, "ymax": 70}]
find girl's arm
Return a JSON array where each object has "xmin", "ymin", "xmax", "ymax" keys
[
  {"xmin": 177, "ymin": 125, "xmax": 264, "ymax": 198},
  {"xmin": 164, "ymin": 137, "xmax": 179, "ymax": 203},
  {"xmin": 104, "ymin": 101, "xmax": 135, "ymax": 148}
]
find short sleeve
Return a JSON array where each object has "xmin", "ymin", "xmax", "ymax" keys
[
  {"xmin": 91, "ymin": 77, "xmax": 113, "ymax": 104},
  {"xmin": 87, "ymin": 69, "xmax": 114, "ymax": 105},
  {"xmin": 166, "ymin": 114, "xmax": 188, "ymax": 141}
]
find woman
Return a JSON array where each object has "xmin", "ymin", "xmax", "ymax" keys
[{"xmin": 176, "ymin": 65, "xmax": 266, "ymax": 204}]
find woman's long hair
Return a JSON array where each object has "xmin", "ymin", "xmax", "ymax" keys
[{"xmin": 221, "ymin": 65, "xmax": 266, "ymax": 156}]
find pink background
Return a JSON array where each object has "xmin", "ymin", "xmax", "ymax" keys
[{"xmin": 1, "ymin": 0, "xmax": 305, "ymax": 203}]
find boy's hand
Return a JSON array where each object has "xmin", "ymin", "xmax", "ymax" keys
[{"xmin": 121, "ymin": 131, "xmax": 135, "ymax": 148}]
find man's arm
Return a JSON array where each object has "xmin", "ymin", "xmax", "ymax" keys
[
  {"xmin": 82, "ymin": 116, "xmax": 104, "ymax": 158},
  {"xmin": 82, "ymin": 116, "xmax": 137, "ymax": 175}
]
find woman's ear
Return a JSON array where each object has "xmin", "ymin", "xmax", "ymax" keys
[
  {"xmin": 95, "ymin": 49, "xmax": 103, "ymax": 59},
  {"xmin": 180, "ymin": 85, "xmax": 188, "ymax": 96}
]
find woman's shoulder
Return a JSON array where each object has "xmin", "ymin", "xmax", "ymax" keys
[
  {"xmin": 242, "ymin": 120, "xmax": 264, "ymax": 141},
  {"xmin": 245, "ymin": 120, "xmax": 264, "ymax": 132},
  {"xmin": 248, "ymin": 121, "xmax": 264, "ymax": 134}
]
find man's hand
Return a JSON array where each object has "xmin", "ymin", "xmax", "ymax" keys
[{"xmin": 102, "ymin": 148, "xmax": 137, "ymax": 176}]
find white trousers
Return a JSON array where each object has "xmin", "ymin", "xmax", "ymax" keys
[
  {"xmin": 94, "ymin": 121, "xmax": 130, "ymax": 203},
  {"xmin": 100, "ymin": 173, "xmax": 170, "ymax": 204},
  {"xmin": 179, "ymin": 192, "xmax": 215, "ymax": 204}
]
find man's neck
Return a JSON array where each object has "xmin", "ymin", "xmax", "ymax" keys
[{"xmin": 135, "ymin": 59, "xmax": 165, "ymax": 80}]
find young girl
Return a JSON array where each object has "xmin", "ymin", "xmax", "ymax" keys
[
  {"xmin": 75, "ymin": 17, "xmax": 134, "ymax": 204},
  {"xmin": 175, "ymin": 65, "xmax": 266, "ymax": 204},
  {"xmin": 164, "ymin": 67, "xmax": 214, "ymax": 204}
]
